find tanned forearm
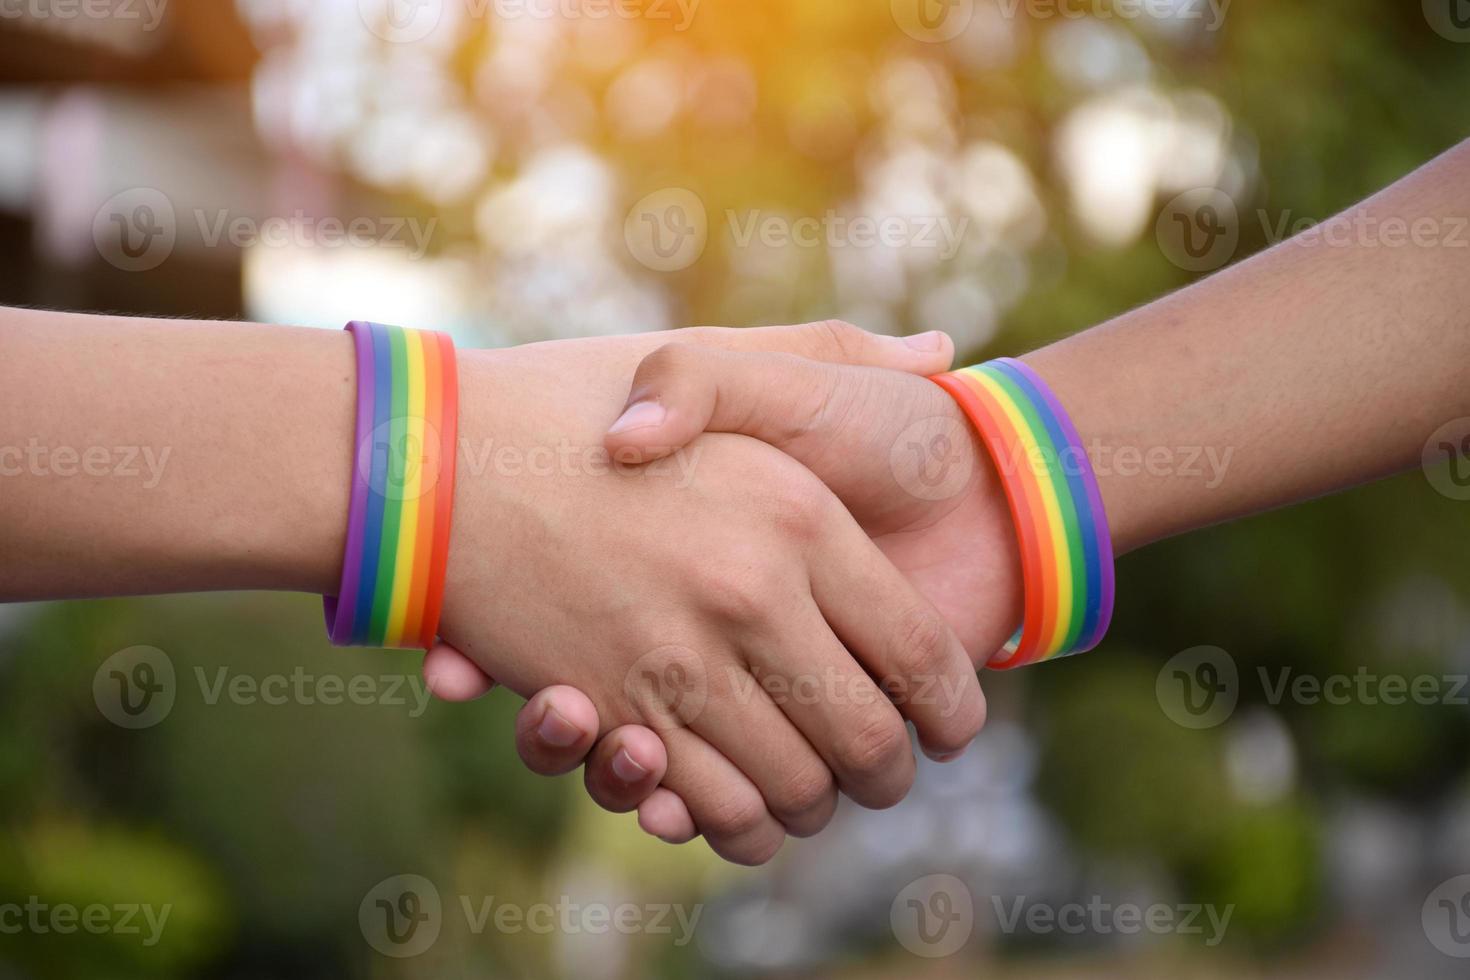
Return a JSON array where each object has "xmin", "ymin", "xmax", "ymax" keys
[
  {"xmin": 0, "ymin": 308, "xmax": 352, "ymax": 599},
  {"xmin": 1027, "ymin": 139, "xmax": 1470, "ymax": 554}
]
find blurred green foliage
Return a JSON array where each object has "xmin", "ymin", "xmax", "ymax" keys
[{"xmin": 5, "ymin": 0, "xmax": 1470, "ymax": 976}]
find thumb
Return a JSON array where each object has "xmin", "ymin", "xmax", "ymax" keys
[
  {"xmin": 605, "ymin": 344, "xmax": 843, "ymax": 465},
  {"xmin": 607, "ymin": 320, "xmax": 952, "ymax": 465},
  {"xmin": 422, "ymin": 642, "xmax": 497, "ymax": 702},
  {"xmin": 603, "ymin": 343, "xmax": 977, "ymax": 527}
]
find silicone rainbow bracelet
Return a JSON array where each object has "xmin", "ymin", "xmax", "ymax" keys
[
  {"xmin": 323, "ymin": 321, "xmax": 459, "ymax": 650},
  {"xmin": 931, "ymin": 358, "xmax": 1114, "ymax": 669}
]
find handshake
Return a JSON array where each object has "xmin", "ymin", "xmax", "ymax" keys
[
  {"xmin": 421, "ymin": 320, "xmax": 1034, "ymax": 865},
  {"xmin": 7, "ymin": 141, "xmax": 1463, "ymax": 868}
]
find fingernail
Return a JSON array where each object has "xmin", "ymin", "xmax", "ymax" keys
[
  {"xmin": 537, "ymin": 706, "xmax": 582, "ymax": 748},
  {"xmin": 612, "ymin": 748, "xmax": 649, "ymax": 782},
  {"xmin": 903, "ymin": 331, "xmax": 945, "ymax": 352},
  {"xmin": 608, "ymin": 401, "xmax": 666, "ymax": 435}
]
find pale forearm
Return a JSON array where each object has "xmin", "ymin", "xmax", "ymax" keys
[
  {"xmin": 0, "ymin": 307, "xmax": 351, "ymax": 600},
  {"xmin": 1028, "ymin": 139, "xmax": 1470, "ymax": 554}
]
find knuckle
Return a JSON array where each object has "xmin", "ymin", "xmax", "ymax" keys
[
  {"xmin": 705, "ymin": 791, "xmax": 770, "ymax": 840},
  {"xmin": 924, "ymin": 702, "xmax": 984, "ymax": 757},
  {"xmin": 635, "ymin": 342, "xmax": 698, "ymax": 386},
  {"xmin": 837, "ymin": 713, "xmax": 910, "ymax": 780},
  {"xmin": 809, "ymin": 319, "xmax": 866, "ymax": 362},
  {"xmin": 889, "ymin": 605, "xmax": 950, "ymax": 682},
  {"xmin": 765, "ymin": 475, "xmax": 831, "ymax": 543},
  {"xmin": 772, "ymin": 764, "xmax": 835, "ymax": 821},
  {"xmin": 701, "ymin": 569, "xmax": 771, "ymax": 624}
]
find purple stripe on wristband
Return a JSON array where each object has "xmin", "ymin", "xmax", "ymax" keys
[
  {"xmin": 322, "ymin": 321, "xmax": 377, "ymax": 643},
  {"xmin": 1000, "ymin": 357, "xmax": 1115, "ymax": 651}
]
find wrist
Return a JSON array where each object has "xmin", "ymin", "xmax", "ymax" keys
[
  {"xmin": 319, "ymin": 322, "xmax": 464, "ymax": 650},
  {"xmin": 1020, "ymin": 337, "xmax": 1183, "ymax": 556},
  {"xmin": 243, "ymin": 326, "xmax": 357, "ymax": 596}
]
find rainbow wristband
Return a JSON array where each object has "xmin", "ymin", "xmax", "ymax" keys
[
  {"xmin": 323, "ymin": 321, "xmax": 459, "ymax": 651},
  {"xmin": 931, "ymin": 358, "xmax": 1114, "ymax": 669}
]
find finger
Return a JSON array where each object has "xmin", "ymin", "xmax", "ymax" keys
[
  {"xmin": 689, "ymin": 319, "xmax": 954, "ymax": 374},
  {"xmin": 744, "ymin": 601, "xmax": 916, "ymax": 810},
  {"xmin": 583, "ymin": 725, "xmax": 669, "ymax": 813},
  {"xmin": 514, "ymin": 686, "xmax": 600, "ymax": 776},
  {"xmin": 638, "ymin": 787, "xmax": 698, "ymax": 844},
  {"xmin": 808, "ymin": 511, "xmax": 987, "ymax": 761},
  {"xmin": 657, "ymin": 725, "xmax": 788, "ymax": 866},
  {"xmin": 686, "ymin": 672, "xmax": 838, "ymax": 837},
  {"xmin": 423, "ymin": 642, "xmax": 497, "ymax": 702}
]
